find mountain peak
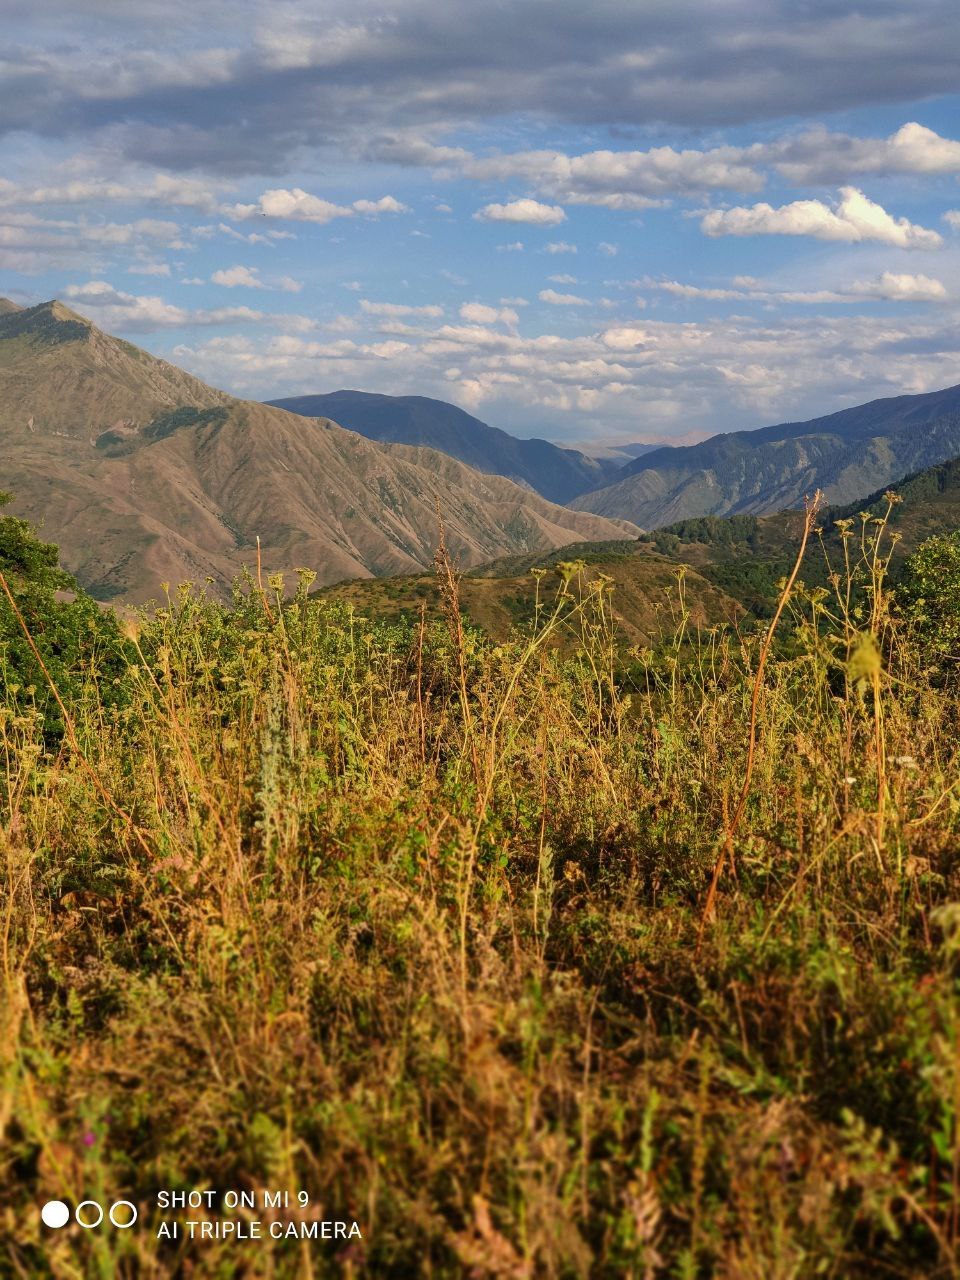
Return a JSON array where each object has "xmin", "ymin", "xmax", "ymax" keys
[
  {"xmin": 0, "ymin": 298, "xmax": 22, "ymax": 315},
  {"xmin": 0, "ymin": 297, "xmax": 93, "ymax": 345}
]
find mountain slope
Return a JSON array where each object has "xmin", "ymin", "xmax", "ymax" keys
[
  {"xmin": 324, "ymin": 452, "xmax": 960, "ymax": 644},
  {"xmin": 572, "ymin": 381, "xmax": 960, "ymax": 527},
  {"xmin": 0, "ymin": 300, "xmax": 640, "ymax": 603},
  {"xmin": 267, "ymin": 389, "xmax": 624, "ymax": 503}
]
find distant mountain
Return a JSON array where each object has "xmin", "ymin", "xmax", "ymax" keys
[
  {"xmin": 267, "ymin": 389, "xmax": 624, "ymax": 503},
  {"xmin": 572, "ymin": 382, "xmax": 960, "ymax": 528},
  {"xmin": 0, "ymin": 300, "xmax": 640, "ymax": 603}
]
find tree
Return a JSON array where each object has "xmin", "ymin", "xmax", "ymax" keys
[
  {"xmin": 896, "ymin": 531, "xmax": 960, "ymax": 666},
  {"xmin": 0, "ymin": 492, "xmax": 127, "ymax": 738}
]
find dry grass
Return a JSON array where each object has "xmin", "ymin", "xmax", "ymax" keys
[{"xmin": 1, "ymin": 515, "xmax": 960, "ymax": 1278}]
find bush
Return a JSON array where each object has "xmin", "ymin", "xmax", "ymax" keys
[
  {"xmin": 0, "ymin": 492, "xmax": 129, "ymax": 738},
  {"xmin": 897, "ymin": 531, "xmax": 960, "ymax": 665}
]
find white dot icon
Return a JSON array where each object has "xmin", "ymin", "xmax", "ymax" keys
[{"xmin": 41, "ymin": 1201, "xmax": 70, "ymax": 1229}]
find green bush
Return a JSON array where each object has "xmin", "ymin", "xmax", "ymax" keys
[
  {"xmin": 897, "ymin": 531, "xmax": 960, "ymax": 665},
  {"xmin": 0, "ymin": 492, "xmax": 129, "ymax": 738}
]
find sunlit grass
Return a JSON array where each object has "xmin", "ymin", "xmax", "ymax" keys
[{"xmin": 2, "ymin": 508, "xmax": 960, "ymax": 1277}]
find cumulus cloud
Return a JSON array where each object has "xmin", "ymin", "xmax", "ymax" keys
[
  {"xmin": 545, "ymin": 241, "xmax": 577, "ymax": 254},
  {"xmin": 944, "ymin": 211, "xmax": 960, "ymax": 231},
  {"xmin": 462, "ymin": 142, "xmax": 761, "ymax": 207},
  {"xmin": 474, "ymin": 199, "xmax": 566, "ymax": 225},
  {"xmin": 212, "ymin": 265, "xmax": 265, "ymax": 288},
  {"xmin": 539, "ymin": 288, "xmax": 589, "ymax": 305},
  {"xmin": 701, "ymin": 188, "xmax": 942, "ymax": 249},
  {"xmin": 459, "ymin": 302, "xmax": 519, "ymax": 326},
  {"xmin": 225, "ymin": 188, "xmax": 409, "ymax": 223},
  {"xmin": 767, "ymin": 122, "xmax": 960, "ymax": 184},
  {"xmin": 847, "ymin": 272, "xmax": 947, "ymax": 302}
]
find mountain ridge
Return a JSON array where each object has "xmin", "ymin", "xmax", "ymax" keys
[
  {"xmin": 0, "ymin": 300, "xmax": 640, "ymax": 602},
  {"xmin": 572, "ymin": 379, "xmax": 960, "ymax": 527},
  {"xmin": 267, "ymin": 388, "xmax": 625, "ymax": 503}
]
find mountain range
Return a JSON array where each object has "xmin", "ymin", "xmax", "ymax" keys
[
  {"xmin": 267, "ymin": 389, "xmax": 625, "ymax": 503},
  {"xmin": 0, "ymin": 299, "xmax": 638, "ymax": 603},
  {"xmin": 570, "ymin": 382, "xmax": 960, "ymax": 526}
]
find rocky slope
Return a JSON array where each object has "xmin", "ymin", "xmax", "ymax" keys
[
  {"xmin": 0, "ymin": 299, "xmax": 640, "ymax": 603},
  {"xmin": 268, "ymin": 389, "xmax": 624, "ymax": 503}
]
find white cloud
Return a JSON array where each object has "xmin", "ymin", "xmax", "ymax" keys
[
  {"xmin": 539, "ymin": 288, "xmax": 588, "ymax": 305},
  {"xmin": 464, "ymin": 142, "xmax": 761, "ymax": 207},
  {"xmin": 648, "ymin": 271, "xmax": 948, "ymax": 305},
  {"xmin": 277, "ymin": 275, "xmax": 303, "ymax": 294},
  {"xmin": 944, "ymin": 211, "xmax": 960, "ymax": 231},
  {"xmin": 769, "ymin": 123, "xmax": 960, "ymax": 184},
  {"xmin": 598, "ymin": 242, "xmax": 619, "ymax": 256},
  {"xmin": 459, "ymin": 302, "xmax": 519, "ymax": 326},
  {"xmin": 545, "ymin": 241, "xmax": 577, "ymax": 254},
  {"xmin": 601, "ymin": 327, "xmax": 650, "ymax": 350},
  {"xmin": 497, "ymin": 241, "xmax": 524, "ymax": 252},
  {"xmin": 0, "ymin": 173, "xmax": 220, "ymax": 214},
  {"xmin": 360, "ymin": 299, "xmax": 444, "ymax": 317},
  {"xmin": 212, "ymin": 265, "xmax": 265, "ymax": 289},
  {"xmin": 225, "ymin": 188, "xmax": 409, "ymax": 223},
  {"xmin": 474, "ymin": 198, "xmax": 566, "ymax": 225},
  {"xmin": 847, "ymin": 272, "xmax": 947, "ymax": 302},
  {"xmin": 548, "ymin": 274, "xmax": 577, "ymax": 284},
  {"xmin": 702, "ymin": 188, "xmax": 942, "ymax": 249},
  {"xmin": 658, "ymin": 280, "xmax": 746, "ymax": 300},
  {"xmin": 353, "ymin": 195, "xmax": 409, "ymax": 215},
  {"xmin": 62, "ymin": 280, "xmax": 275, "ymax": 329}
]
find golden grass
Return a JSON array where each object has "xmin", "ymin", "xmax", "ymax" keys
[{"xmin": 1, "ymin": 514, "xmax": 960, "ymax": 1277}]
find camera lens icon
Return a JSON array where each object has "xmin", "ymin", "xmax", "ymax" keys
[{"xmin": 41, "ymin": 1199, "xmax": 138, "ymax": 1230}]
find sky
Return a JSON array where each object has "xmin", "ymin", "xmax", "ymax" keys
[{"xmin": 3, "ymin": 1, "xmax": 960, "ymax": 447}]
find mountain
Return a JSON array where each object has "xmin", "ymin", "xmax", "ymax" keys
[
  {"xmin": 0, "ymin": 300, "xmax": 640, "ymax": 603},
  {"xmin": 266, "ymin": 389, "xmax": 624, "ymax": 503},
  {"xmin": 321, "ymin": 453, "xmax": 960, "ymax": 643},
  {"xmin": 636, "ymin": 453, "xmax": 960, "ymax": 613},
  {"xmin": 319, "ymin": 539, "xmax": 743, "ymax": 648},
  {"xmin": 571, "ymin": 382, "xmax": 960, "ymax": 528}
]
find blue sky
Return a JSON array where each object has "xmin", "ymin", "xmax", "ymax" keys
[{"xmin": 3, "ymin": 1, "xmax": 960, "ymax": 445}]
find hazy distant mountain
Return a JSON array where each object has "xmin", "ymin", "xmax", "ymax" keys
[
  {"xmin": 267, "ymin": 389, "xmax": 625, "ymax": 503},
  {"xmin": 572, "ymin": 382, "xmax": 960, "ymax": 528},
  {"xmin": 0, "ymin": 300, "xmax": 640, "ymax": 603}
]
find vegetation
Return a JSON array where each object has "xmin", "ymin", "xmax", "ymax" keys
[
  {"xmin": 0, "ymin": 493, "xmax": 128, "ymax": 739},
  {"xmin": 2, "ymin": 496, "xmax": 960, "ymax": 1277}
]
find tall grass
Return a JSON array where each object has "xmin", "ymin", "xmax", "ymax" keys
[{"xmin": 1, "ymin": 512, "xmax": 960, "ymax": 1277}]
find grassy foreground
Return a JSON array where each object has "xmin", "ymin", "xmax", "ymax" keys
[{"xmin": 2, "ymin": 511, "xmax": 960, "ymax": 1277}]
